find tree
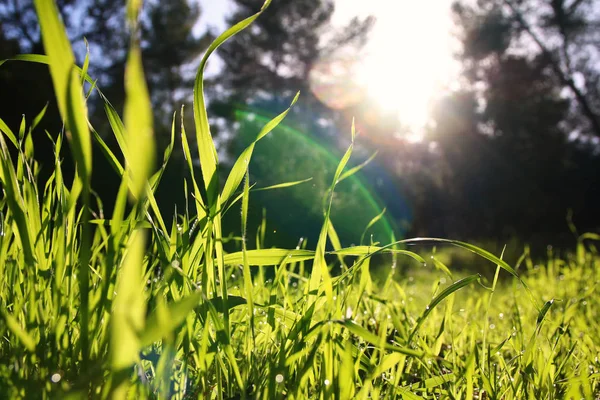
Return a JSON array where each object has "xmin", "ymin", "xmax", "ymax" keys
[
  {"xmin": 452, "ymin": 0, "xmax": 600, "ymax": 141},
  {"xmin": 211, "ymin": 0, "xmax": 373, "ymax": 134},
  {"xmin": 1, "ymin": 0, "xmax": 210, "ymax": 136},
  {"xmin": 410, "ymin": 0, "xmax": 600, "ymax": 246},
  {"xmin": 0, "ymin": 0, "xmax": 210, "ymax": 217}
]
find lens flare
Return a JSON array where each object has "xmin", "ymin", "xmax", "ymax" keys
[{"xmin": 231, "ymin": 104, "xmax": 413, "ymax": 245}]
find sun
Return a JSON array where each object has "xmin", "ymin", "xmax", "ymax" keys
[{"xmin": 327, "ymin": 0, "xmax": 457, "ymax": 142}]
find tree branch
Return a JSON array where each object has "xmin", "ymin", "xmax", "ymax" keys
[{"xmin": 502, "ymin": 0, "xmax": 600, "ymax": 136}]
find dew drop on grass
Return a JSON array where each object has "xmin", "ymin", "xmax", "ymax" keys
[
  {"xmin": 275, "ymin": 374, "xmax": 284, "ymax": 384},
  {"xmin": 489, "ymin": 324, "xmax": 496, "ymax": 330},
  {"xmin": 499, "ymin": 312, "xmax": 504, "ymax": 319},
  {"xmin": 345, "ymin": 307, "xmax": 353, "ymax": 319},
  {"xmin": 51, "ymin": 373, "xmax": 61, "ymax": 383},
  {"xmin": 324, "ymin": 379, "xmax": 330, "ymax": 386}
]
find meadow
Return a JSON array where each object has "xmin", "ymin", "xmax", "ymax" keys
[{"xmin": 0, "ymin": 0, "xmax": 599, "ymax": 398}]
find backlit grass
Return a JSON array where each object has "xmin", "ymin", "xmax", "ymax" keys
[{"xmin": 0, "ymin": 0, "xmax": 599, "ymax": 398}]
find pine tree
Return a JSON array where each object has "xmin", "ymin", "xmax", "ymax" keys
[{"xmin": 211, "ymin": 0, "xmax": 373, "ymax": 136}]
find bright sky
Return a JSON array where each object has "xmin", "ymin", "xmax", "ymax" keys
[
  {"xmin": 197, "ymin": 0, "xmax": 458, "ymax": 140},
  {"xmin": 330, "ymin": 0, "xmax": 458, "ymax": 140},
  {"xmin": 197, "ymin": 0, "xmax": 230, "ymax": 31}
]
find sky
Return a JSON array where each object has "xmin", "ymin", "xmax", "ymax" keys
[
  {"xmin": 195, "ymin": 0, "xmax": 458, "ymax": 137},
  {"xmin": 197, "ymin": 0, "xmax": 231, "ymax": 32}
]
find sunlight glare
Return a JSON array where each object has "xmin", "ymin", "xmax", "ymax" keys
[{"xmin": 332, "ymin": 0, "xmax": 457, "ymax": 141}]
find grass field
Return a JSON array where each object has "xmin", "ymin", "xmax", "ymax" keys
[{"xmin": 0, "ymin": 0, "xmax": 599, "ymax": 398}]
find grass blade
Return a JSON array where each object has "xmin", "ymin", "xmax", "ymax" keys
[
  {"xmin": 194, "ymin": 0, "xmax": 272, "ymax": 208},
  {"xmin": 335, "ymin": 319, "xmax": 423, "ymax": 357}
]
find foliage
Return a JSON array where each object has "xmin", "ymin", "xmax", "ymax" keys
[
  {"xmin": 405, "ymin": 0, "xmax": 600, "ymax": 242},
  {"xmin": 0, "ymin": 1, "xmax": 599, "ymax": 398}
]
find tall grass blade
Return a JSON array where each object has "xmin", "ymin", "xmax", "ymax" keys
[{"xmin": 193, "ymin": 0, "xmax": 272, "ymax": 207}]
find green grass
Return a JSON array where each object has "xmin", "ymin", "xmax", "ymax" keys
[{"xmin": 0, "ymin": 0, "xmax": 599, "ymax": 398}]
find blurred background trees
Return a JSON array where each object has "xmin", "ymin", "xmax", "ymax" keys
[
  {"xmin": 0, "ymin": 0, "xmax": 210, "ymax": 214},
  {"xmin": 424, "ymin": 0, "xmax": 600, "ymax": 245},
  {"xmin": 1, "ymin": 0, "xmax": 599, "ymax": 252}
]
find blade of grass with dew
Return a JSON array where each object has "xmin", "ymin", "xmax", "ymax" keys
[
  {"xmin": 482, "ymin": 246, "xmax": 505, "ymax": 374},
  {"xmin": 335, "ymin": 319, "xmax": 423, "ymax": 357},
  {"xmin": 408, "ymin": 274, "xmax": 481, "ymax": 343},
  {"xmin": 401, "ymin": 238, "xmax": 520, "ymax": 278},
  {"xmin": 359, "ymin": 207, "xmax": 387, "ymax": 245}
]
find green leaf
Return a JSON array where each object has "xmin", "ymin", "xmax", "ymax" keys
[
  {"xmin": 34, "ymin": 0, "xmax": 92, "ymax": 182},
  {"xmin": 223, "ymin": 248, "xmax": 315, "ymax": 266},
  {"xmin": 332, "ymin": 246, "xmax": 425, "ymax": 264},
  {"xmin": 401, "ymin": 238, "xmax": 520, "ymax": 278},
  {"xmin": 409, "ymin": 274, "xmax": 480, "ymax": 342},
  {"xmin": 360, "ymin": 207, "xmax": 387, "ymax": 245},
  {"xmin": 140, "ymin": 294, "xmax": 246, "ymax": 347},
  {"xmin": 0, "ymin": 117, "xmax": 18, "ymax": 148},
  {"xmin": 335, "ymin": 319, "xmax": 423, "ymax": 357},
  {"xmin": 0, "ymin": 134, "xmax": 35, "ymax": 265},
  {"xmin": 338, "ymin": 151, "xmax": 378, "ymax": 184},
  {"xmin": 241, "ymin": 171, "xmax": 255, "ymax": 323},
  {"xmin": 111, "ymin": 230, "xmax": 147, "ymax": 370},
  {"xmin": 31, "ymin": 103, "xmax": 49, "ymax": 132},
  {"xmin": 194, "ymin": 0, "xmax": 273, "ymax": 208},
  {"xmin": 253, "ymin": 177, "xmax": 313, "ymax": 191},
  {"xmin": 220, "ymin": 89, "xmax": 300, "ymax": 208},
  {"xmin": 536, "ymin": 299, "xmax": 555, "ymax": 326},
  {"xmin": 2, "ymin": 310, "xmax": 36, "ymax": 352},
  {"xmin": 124, "ymin": 37, "xmax": 154, "ymax": 199}
]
